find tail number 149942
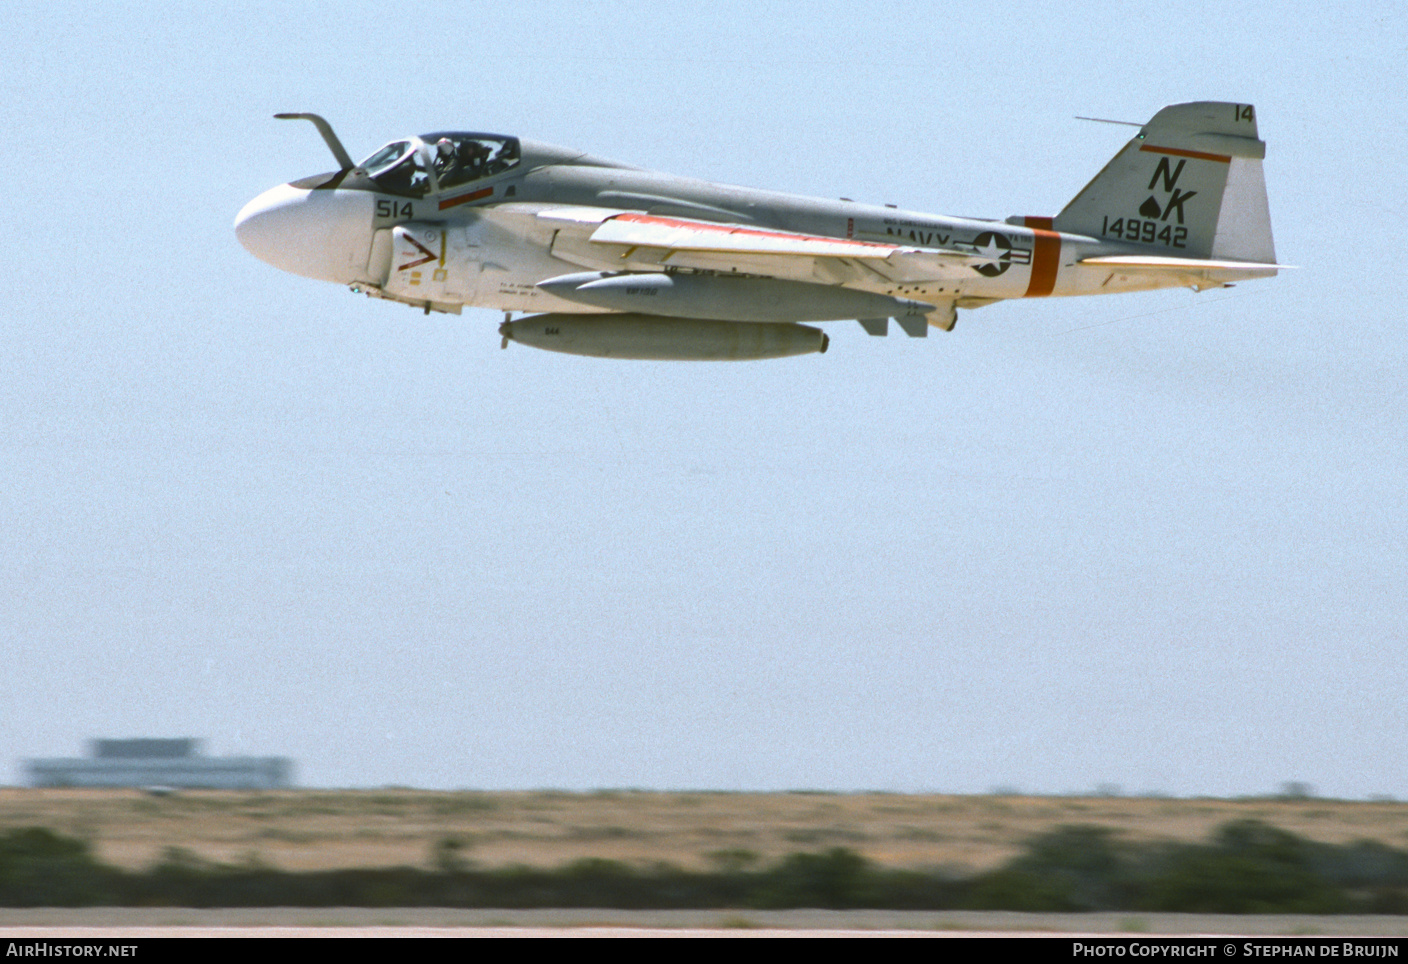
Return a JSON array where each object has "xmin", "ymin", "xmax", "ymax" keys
[{"xmin": 1101, "ymin": 216, "xmax": 1187, "ymax": 248}]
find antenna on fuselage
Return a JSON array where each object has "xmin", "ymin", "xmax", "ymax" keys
[
  {"xmin": 274, "ymin": 113, "xmax": 355, "ymax": 171},
  {"xmin": 1074, "ymin": 116, "xmax": 1142, "ymax": 127}
]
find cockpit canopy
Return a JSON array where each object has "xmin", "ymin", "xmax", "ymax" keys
[{"xmin": 357, "ymin": 132, "xmax": 521, "ymax": 198}]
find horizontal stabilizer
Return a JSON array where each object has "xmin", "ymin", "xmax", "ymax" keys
[{"xmin": 1080, "ymin": 255, "xmax": 1288, "ymax": 271}]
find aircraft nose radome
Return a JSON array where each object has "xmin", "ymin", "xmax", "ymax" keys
[{"xmin": 235, "ymin": 183, "xmax": 374, "ymax": 284}]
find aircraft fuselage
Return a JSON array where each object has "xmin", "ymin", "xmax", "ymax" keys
[{"xmin": 237, "ymin": 104, "xmax": 1279, "ymax": 358}]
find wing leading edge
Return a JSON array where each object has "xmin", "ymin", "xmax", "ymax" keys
[{"xmin": 572, "ymin": 211, "xmax": 991, "ymax": 294}]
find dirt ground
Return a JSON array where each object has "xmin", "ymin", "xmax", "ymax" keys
[
  {"xmin": 2, "ymin": 788, "xmax": 1405, "ymax": 875},
  {"xmin": 3, "ymin": 907, "xmax": 1408, "ymax": 936}
]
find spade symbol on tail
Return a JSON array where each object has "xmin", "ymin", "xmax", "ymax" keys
[{"xmin": 1139, "ymin": 197, "xmax": 1163, "ymax": 219}]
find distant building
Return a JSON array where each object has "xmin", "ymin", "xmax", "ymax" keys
[{"xmin": 25, "ymin": 738, "xmax": 292, "ymax": 790}]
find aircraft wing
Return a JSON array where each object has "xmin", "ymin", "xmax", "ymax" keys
[
  {"xmin": 589, "ymin": 213, "xmax": 906, "ymax": 259},
  {"xmin": 536, "ymin": 208, "xmax": 978, "ymax": 285}
]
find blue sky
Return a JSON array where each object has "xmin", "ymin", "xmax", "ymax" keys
[{"xmin": 2, "ymin": 1, "xmax": 1404, "ymax": 796}]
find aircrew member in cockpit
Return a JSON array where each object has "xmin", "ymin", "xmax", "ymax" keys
[{"xmin": 435, "ymin": 138, "xmax": 460, "ymax": 184}]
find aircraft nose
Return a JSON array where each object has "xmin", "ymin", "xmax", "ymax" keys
[{"xmin": 235, "ymin": 183, "xmax": 375, "ymax": 284}]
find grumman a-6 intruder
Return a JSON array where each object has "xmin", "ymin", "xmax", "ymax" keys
[{"xmin": 236, "ymin": 103, "xmax": 1282, "ymax": 361}]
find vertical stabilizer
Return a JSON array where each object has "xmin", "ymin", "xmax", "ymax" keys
[{"xmin": 1055, "ymin": 102, "xmax": 1275, "ymax": 263}]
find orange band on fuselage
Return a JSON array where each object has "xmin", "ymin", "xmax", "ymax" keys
[
  {"xmin": 1138, "ymin": 144, "xmax": 1232, "ymax": 164},
  {"xmin": 1023, "ymin": 216, "xmax": 1060, "ymax": 297},
  {"xmin": 439, "ymin": 187, "xmax": 494, "ymax": 210}
]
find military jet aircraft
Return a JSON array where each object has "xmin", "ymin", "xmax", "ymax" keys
[{"xmin": 235, "ymin": 102, "xmax": 1281, "ymax": 360}]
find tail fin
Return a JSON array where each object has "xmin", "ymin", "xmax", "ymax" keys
[{"xmin": 1054, "ymin": 102, "xmax": 1275, "ymax": 264}]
